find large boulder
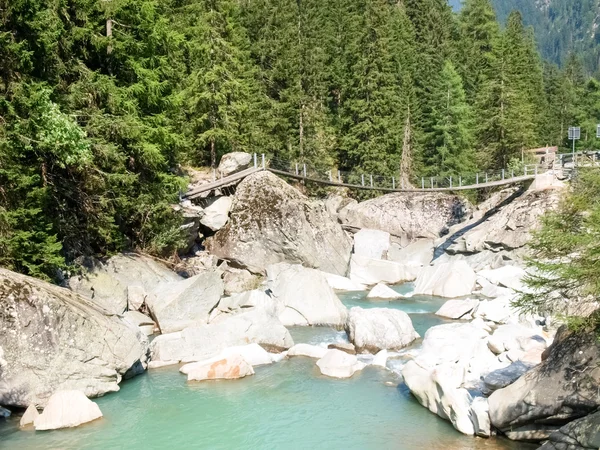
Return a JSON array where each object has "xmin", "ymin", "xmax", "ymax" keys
[
  {"xmin": 208, "ymin": 289, "xmax": 281, "ymax": 324},
  {"xmin": 321, "ymin": 272, "xmax": 365, "ymax": 291},
  {"xmin": 538, "ymin": 410, "xmax": 600, "ymax": 450},
  {"xmin": 340, "ymin": 192, "xmax": 470, "ymax": 245},
  {"xmin": 477, "ymin": 265, "xmax": 528, "ymax": 292},
  {"xmin": 206, "ymin": 171, "xmax": 352, "ymax": 276},
  {"xmin": 0, "ymin": 268, "xmax": 148, "ymax": 407},
  {"xmin": 345, "ymin": 307, "xmax": 419, "ymax": 353},
  {"xmin": 146, "ymin": 270, "xmax": 223, "ymax": 333},
  {"xmin": 316, "ymin": 349, "xmax": 365, "ymax": 378},
  {"xmin": 149, "ymin": 308, "xmax": 293, "ymax": 365},
  {"xmin": 413, "ymin": 260, "xmax": 476, "ymax": 298},
  {"xmin": 353, "ymin": 229, "xmax": 390, "ymax": 259},
  {"xmin": 200, "ymin": 196, "xmax": 233, "ymax": 232},
  {"xmin": 349, "ymin": 254, "xmax": 421, "ymax": 286},
  {"xmin": 488, "ymin": 328, "xmax": 600, "ymax": 442},
  {"xmin": 223, "ymin": 268, "xmax": 260, "ymax": 295},
  {"xmin": 33, "ymin": 390, "xmax": 103, "ymax": 430},
  {"xmin": 123, "ymin": 310, "xmax": 157, "ymax": 336},
  {"xmin": 388, "ymin": 239, "xmax": 434, "ymax": 266},
  {"xmin": 68, "ymin": 253, "xmax": 182, "ymax": 314},
  {"xmin": 184, "ymin": 354, "xmax": 255, "ymax": 382},
  {"xmin": 267, "ymin": 263, "xmax": 348, "ymax": 327},
  {"xmin": 447, "ymin": 189, "xmax": 560, "ymax": 254},
  {"xmin": 217, "ymin": 151, "xmax": 253, "ymax": 176}
]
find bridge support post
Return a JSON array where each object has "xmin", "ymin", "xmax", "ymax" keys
[
  {"xmin": 295, "ymin": 164, "xmax": 299, "ymax": 175},
  {"xmin": 392, "ymin": 177, "xmax": 395, "ymax": 189},
  {"xmin": 450, "ymin": 177, "xmax": 452, "ymax": 188},
  {"xmin": 361, "ymin": 174, "xmax": 365, "ymax": 186},
  {"xmin": 338, "ymin": 171, "xmax": 341, "ymax": 183},
  {"xmin": 485, "ymin": 173, "xmax": 488, "ymax": 183},
  {"xmin": 511, "ymin": 169, "xmax": 514, "ymax": 179},
  {"xmin": 370, "ymin": 175, "xmax": 373, "ymax": 187},
  {"xmin": 303, "ymin": 164, "xmax": 307, "ymax": 178},
  {"xmin": 430, "ymin": 177, "xmax": 433, "ymax": 188},
  {"xmin": 502, "ymin": 169, "xmax": 505, "ymax": 180},
  {"xmin": 459, "ymin": 176, "xmax": 462, "ymax": 187},
  {"xmin": 328, "ymin": 170, "xmax": 332, "ymax": 182},
  {"xmin": 253, "ymin": 153, "xmax": 257, "ymax": 169},
  {"xmin": 476, "ymin": 173, "xmax": 479, "ymax": 184},
  {"xmin": 421, "ymin": 177, "xmax": 424, "ymax": 189},
  {"xmin": 524, "ymin": 166, "xmax": 527, "ymax": 176},
  {"xmin": 262, "ymin": 154, "xmax": 265, "ymax": 169}
]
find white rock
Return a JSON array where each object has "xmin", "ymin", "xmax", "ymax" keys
[
  {"xmin": 435, "ymin": 299, "xmax": 479, "ymax": 320},
  {"xmin": 34, "ymin": 391, "xmax": 102, "ymax": 431},
  {"xmin": 19, "ymin": 405, "xmax": 39, "ymax": 427},
  {"xmin": 146, "ymin": 270, "xmax": 223, "ymax": 333},
  {"xmin": 185, "ymin": 354, "xmax": 254, "ymax": 381},
  {"xmin": 471, "ymin": 397, "xmax": 491, "ymax": 437},
  {"xmin": 217, "ymin": 152, "xmax": 252, "ymax": 177},
  {"xmin": 220, "ymin": 344, "xmax": 274, "ymax": 366},
  {"xmin": 387, "ymin": 239, "xmax": 434, "ymax": 266},
  {"xmin": 367, "ymin": 283, "xmax": 402, "ymax": 299},
  {"xmin": 267, "ymin": 263, "xmax": 347, "ymax": 326},
  {"xmin": 474, "ymin": 297, "xmax": 514, "ymax": 324},
  {"xmin": 223, "ymin": 268, "xmax": 259, "ymax": 295},
  {"xmin": 477, "ymin": 266, "xmax": 528, "ymax": 292},
  {"xmin": 322, "ymin": 272, "xmax": 366, "ymax": 291},
  {"xmin": 316, "ymin": 350, "xmax": 365, "ymax": 378},
  {"xmin": 371, "ymin": 350, "xmax": 388, "ymax": 368},
  {"xmin": 345, "ymin": 307, "xmax": 419, "ymax": 353},
  {"xmin": 353, "ymin": 229, "xmax": 390, "ymax": 260},
  {"xmin": 414, "ymin": 260, "xmax": 476, "ymax": 298},
  {"xmin": 350, "ymin": 254, "xmax": 421, "ymax": 286},
  {"xmin": 287, "ymin": 344, "xmax": 328, "ymax": 359},
  {"xmin": 122, "ymin": 310, "xmax": 156, "ymax": 336},
  {"xmin": 200, "ymin": 196, "xmax": 233, "ymax": 231},
  {"xmin": 127, "ymin": 285, "xmax": 146, "ymax": 311},
  {"xmin": 209, "ymin": 290, "xmax": 281, "ymax": 324}
]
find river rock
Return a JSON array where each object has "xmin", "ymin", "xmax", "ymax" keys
[
  {"xmin": 33, "ymin": 390, "xmax": 102, "ymax": 430},
  {"xmin": 538, "ymin": 410, "xmax": 600, "ymax": 450},
  {"xmin": 486, "ymin": 324, "xmax": 549, "ymax": 358},
  {"xmin": 341, "ymin": 192, "xmax": 470, "ymax": 245},
  {"xmin": 149, "ymin": 308, "xmax": 293, "ymax": 365},
  {"xmin": 447, "ymin": 189, "xmax": 560, "ymax": 253},
  {"xmin": 146, "ymin": 270, "xmax": 223, "ymax": 333},
  {"xmin": 0, "ymin": 268, "xmax": 149, "ymax": 408},
  {"xmin": 435, "ymin": 299, "xmax": 480, "ymax": 319},
  {"xmin": 68, "ymin": 253, "xmax": 181, "ymax": 314},
  {"xmin": 185, "ymin": 354, "xmax": 254, "ymax": 382},
  {"xmin": 350, "ymin": 254, "xmax": 421, "ymax": 286},
  {"xmin": 209, "ymin": 290, "xmax": 281, "ymax": 324},
  {"xmin": 178, "ymin": 344, "xmax": 274, "ymax": 372},
  {"xmin": 353, "ymin": 229, "xmax": 390, "ymax": 259},
  {"xmin": 388, "ymin": 239, "xmax": 434, "ymax": 266},
  {"xmin": 345, "ymin": 307, "xmax": 419, "ymax": 353},
  {"xmin": 483, "ymin": 361, "xmax": 534, "ymax": 392},
  {"xmin": 206, "ymin": 171, "xmax": 352, "ymax": 276},
  {"xmin": 123, "ymin": 310, "xmax": 157, "ymax": 336},
  {"xmin": 477, "ymin": 265, "xmax": 527, "ymax": 292},
  {"xmin": 200, "ymin": 196, "xmax": 233, "ymax": 231},
  {"xmin": 367, "ymin": 283, "xmax": 402, "ymax": 299},
  {"xmin": 371, "ymin": 349, "xmax": 388, "ymax": 368},
  {"xmin": 328, "ymin": 343, "xmax": 356, "ymax": 355},
  {"xmin": 324, "ymin": 194, "xmax": 357, "ymax": 222},
  {"xmin": 288, "ymin": 344, "xmax": 328, "ymax": 359},
  {"xmin": 218, "ymin": 152, "xmax": 253, "ymax": 176},
  {"xmin": 488, "ymin": 328, "xmax": 600, "ymax": 442},
  {"xmin": 19, "ymin": 404, "xmax": 39, "ymax": 427},
  {"xmin": 413, "ymin": 260, "xmax": 476, "ymax": 298},
  {"xmin": 322, "ymin": 272, "xmax": 365, "ymax": 291},
  {"xmin": 127, "ymin": 285, "xmax": 146, "ymax": 311},
  {"xmin": 267, "ymin": 263, "xmax": 347, "ymax": 326},
  {"xmin": 316, "ymin": 350, "xmax": 365, "ymax": 378},
  {"xmin": 223, "ymin": 268, "xmax": 260, "ymax": 295}
]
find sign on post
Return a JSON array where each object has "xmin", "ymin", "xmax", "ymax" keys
[
  {"xmin": 596, "ymin": 124, "xmax": 600, "ymax": 138},
  {"xmin": 569, "ymin": 127, "xmax": 581, "ymax": 140}
]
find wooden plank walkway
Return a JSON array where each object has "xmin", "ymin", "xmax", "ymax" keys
[{"xmin": 183, "ymin": 167, "xmax": 262, "ymax": 200}]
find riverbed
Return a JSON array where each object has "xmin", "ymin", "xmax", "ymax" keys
[{"xmin": 0, "ymin": 285, "xmax": 535, "ymax": 449}]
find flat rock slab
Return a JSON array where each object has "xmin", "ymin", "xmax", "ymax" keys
[
  {"xmin": 327, "ymin": 343, "xmax": 357, "ymax": 355},
  {"xmin": 367, "ymin": 283, "xmax": 402, "ymax": 300},
  {"xmin": 435, "ymin": 299, "xmax": 479, "ymax": 319},
  {"xmin": 34, "ymin": 391, "xmax": 102, "ymax": 431}
]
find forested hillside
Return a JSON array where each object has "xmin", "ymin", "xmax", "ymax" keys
[
  {"xmin": 0, "ymin": 0, "xmax": 599, "ymax": 280},
  {"xmin": 491, "ymin": 0, "xmax": 600, "ymax": 74}
]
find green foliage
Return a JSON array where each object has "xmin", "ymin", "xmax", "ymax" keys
[{"xmin": 517, "ymin": 168, "xmax": 600, "ymax": 329}]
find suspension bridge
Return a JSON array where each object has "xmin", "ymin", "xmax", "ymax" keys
[{"xmin": 183, "ymin": 152, "xmax": 592, "ymax": 201}]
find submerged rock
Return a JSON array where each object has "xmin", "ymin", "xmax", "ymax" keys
[
  {"xmin": 0, "ymin": 268, "xmax": 148, "ymax": 407},
  {"xmin": 345, "ymin": 307, "xmax": 419, "ymax": 353},
  {"xmin": 316, "ymin": 350, "xmax": 365, "ymax": 378},
  {"xmin": 34, "ymin": 390, "xmax": 102, "ymax": 431},
  {"xmin": 206, "ymin": 171, "xmax": 352, "ymax": 276},
  {"xmin": 267, "ymin": 263, "xmax": 348, "ymax": 327},
  {"xmin": 413, "ymin": 260, "xmax": 476, "ymax": 298},
  {"xmin": 488, "ymin": 328, "xmax": 600, "ymax": 442}
]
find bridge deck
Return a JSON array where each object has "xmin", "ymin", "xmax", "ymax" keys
[{"xmin": 184, "ymin": 167, "xmax": 262, "ymax": 200}]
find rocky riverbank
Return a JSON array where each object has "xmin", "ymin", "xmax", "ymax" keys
[{"xmin": 1, "ymin": 152, "xmax": 597, "ymax": 449}]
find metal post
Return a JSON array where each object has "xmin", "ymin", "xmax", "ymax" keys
[
  {"xmin": 295, "ymin": 163, "xmax": 299, "ymax": 176},
  {"xmin": 303, "ymin": 164, "xmax": 307, "ymax": 178},
  {"xmin": 421, "ymin": 177, "xmax": 424, "ymax": 189},
  {"xmin": 524, "ymin": 166, "xmax": 527, "ymax": 176},
  {"xmin": 535, "ymin": 165, "xmax": 538, "ymax": 176},
  {"xmin": 338, "ymin": 171, "xmax": 341, "ymax": 183},
  {"xmin": 485, "ymin": 173, "xmax": 488, "ymax": 183},
  {"xmin": 392, "ymin": 177, "xmax": 395, "ymax": 189},
  {"xmin": 430, "ymin": 177, "xmax": 433, "ymax": 189},
  {"xmin": 253, "ymin": 153, "xmax": 257, "ymax": 169},
  {"xmin": 501, "ymin": 169, "xmax": 505, "ymax": 180},
  {"xmin": 212, "ymin": 168, "xmax": 216, "ymax": 182},
  {"xmin": 511, "ymin": 169, "xmax": 514, "ymax": 179},
  {"xmin": 370, "ymin": 175, "xmax": 373, "ymax": 187},
  {"xmin": 476, "ymin": 173, "xmax": 479, "ymax": 184},
  {"xmin": 401, "ymin": 178, "xmax": 404, "ymax": 190},
  {"xmin": 328, "ymin": 170, "xmax": 332, "ymax": 182},
  {"xmin": 261, "ymin": 154, "xmax": 265, "ymax": 170},
  {"xmin": 450, "ymin": 177, "xmax": 452, "ymax": 188},
  {"xmin": 361, "ymin": 174, "xmax": 365, "ymax": 186},
  {"xmin": 459, "ymin": 176, "xmax": 462, "ymax": 187},
  {"xmin": 573, "ymin": 138, "xmax": 576, "ymax": 167}
]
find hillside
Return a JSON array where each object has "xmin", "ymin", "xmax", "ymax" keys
[{"xmin": 491, "ymin": 0, "xmax": 600, "ymax": 74}]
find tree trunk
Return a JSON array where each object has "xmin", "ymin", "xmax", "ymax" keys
[{"xmin": 400, "ymin": 108, "xmax": 413, "ymax": 189}]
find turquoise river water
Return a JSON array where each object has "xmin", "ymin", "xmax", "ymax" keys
[{"xmin": 0, "ymin": 284, "xmax": 535, "ymax": 449}]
